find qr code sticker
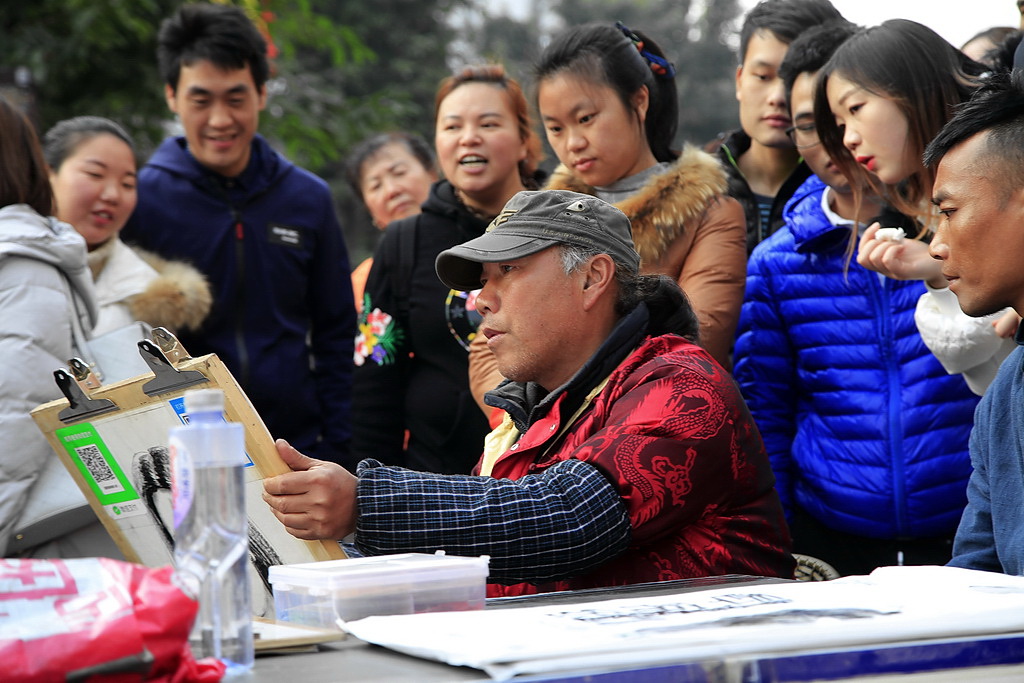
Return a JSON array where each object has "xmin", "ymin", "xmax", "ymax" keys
[{"xmin": 76, "ymin": 443, "xmax": 125, "ymax": 495}]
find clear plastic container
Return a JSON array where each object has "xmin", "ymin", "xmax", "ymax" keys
[
  {"xmin": 170, "ymin": 388, "xmax": 254, "ymax": 673},
  {"xmin": 268, "ymin": 552, "xmax": 490, "ymax": 630}
]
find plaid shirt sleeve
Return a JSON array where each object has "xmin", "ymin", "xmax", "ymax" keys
[{"xmin": 352, "ymin": 458, "xmax": 631, "ymax": 584}]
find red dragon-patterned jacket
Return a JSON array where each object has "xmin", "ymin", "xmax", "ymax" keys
[{"xmin": 485, "ymin": 333, "xmax": 794, "ymax": 596}]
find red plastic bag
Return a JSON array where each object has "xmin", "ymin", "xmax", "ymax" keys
[{"xmin": 0, "ymin": 557, "xmax": 226, "ymax": 682}]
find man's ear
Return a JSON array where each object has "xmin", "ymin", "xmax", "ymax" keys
[
  {"xmin": 1007, "ymin": 183, "xmax": 1024, "ymax": 226},
  {"xmin": 165, "ymin": 84, "xmax": 178, "ymax": 115},
  {"xmin": 580, "ymin": 254, "xmax": 616, "ymax": 310}
]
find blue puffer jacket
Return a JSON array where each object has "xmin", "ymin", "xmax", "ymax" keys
[
  {"xmin": 734, "ymin": 175, "xmax": 979, "ymax": 540},
  {"xmin": 121, "ymin": 135, "xmax": 355, "ymax": 463}
]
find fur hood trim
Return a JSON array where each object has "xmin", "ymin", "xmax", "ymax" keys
[
  {"xmin": 544, "ymin": 146, "xmax": 729, "ymax": 264},
  {"xmin": 130, "ymin": 249, "xmax": 212, "ymax": 333}
]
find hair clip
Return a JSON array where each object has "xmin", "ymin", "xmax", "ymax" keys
[{"xmin": 615, "ymin": 21, "xmax": 676, "ymax": 79}]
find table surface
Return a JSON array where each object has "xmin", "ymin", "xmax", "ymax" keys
[{"xmin": 237, "ymin": 576, "xmax": 1024, "ymax": 682}]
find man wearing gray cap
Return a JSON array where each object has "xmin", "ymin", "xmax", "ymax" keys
[{"xmin": 264, "ymin": 190, "xmax": 794, "ymax": 595}]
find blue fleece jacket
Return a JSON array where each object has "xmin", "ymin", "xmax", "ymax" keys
[
  {"xmin": 734, "ymin": 175, "xmax": 979, "ymax": 540},
  {"xmin": 122, "ymin": 135, "xmax": 355, "ymax": 463},
  {"xmin": 948, "ymin": 338, "xmax": 1024, "ymax": 575}
]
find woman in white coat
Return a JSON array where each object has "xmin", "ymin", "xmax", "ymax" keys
[
  {"xmin": 0, "ymin": 97, "xmax": 108, "ymax": 556},
  {"xmin": 44, "ymin": 116, "xmax": 211, "ymax": 341}
]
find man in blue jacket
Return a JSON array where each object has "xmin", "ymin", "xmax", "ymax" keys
[
  {"xmin": 926, "ymin": 70, "xmax": 1024, "ymax": 576},
  {"xmin": 122, "ymin": 3, "xmax": 355, "ymax": 463}
]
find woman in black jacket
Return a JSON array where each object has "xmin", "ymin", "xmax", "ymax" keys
[{"xmin": 351, "ymin": 64, "xmax": 543, "ymax": 474}]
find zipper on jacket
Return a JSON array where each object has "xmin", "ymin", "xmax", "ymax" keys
[
  {"xmin": 231, "ymin": 208, "xmax": 250, "ymax": 388},
  {"xmin": 872, "ymin": 275, "xmax": 908, "ymax": 535},
  {"xmin": 207, "ymin": 170, "xmax": 279, "ymax": 396}
]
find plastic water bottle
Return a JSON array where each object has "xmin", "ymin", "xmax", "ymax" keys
[{"xmin": 170, "ymin": 388, "xmax": 254, "ymax": 673}]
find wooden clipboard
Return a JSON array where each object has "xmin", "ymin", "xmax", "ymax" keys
[{"xmin": 30, "ymin": 328, "xmax": 346, "ymax": 618}]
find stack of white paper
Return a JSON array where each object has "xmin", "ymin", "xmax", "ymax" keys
[{"xmin": 343, "ymin": 566, "xmax": 1024, "ymax": 680}]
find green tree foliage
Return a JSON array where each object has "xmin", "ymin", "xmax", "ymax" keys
[
  {"xmin": 307, "ymin": 0, "xmax": 468, "ymax": 262},
  {"xmin": 0, "ymin": 0, "xmax": 179, "ymax": 154},
  {"xmin": 257, "ymin": 0, "xmax": 379, "ymax": 170},
  {"xmin": 0, "ymin": 0, "xmax": 386, "ymax": 168},
  {"xmin": 322, "ymin": 0, "xmax": 466, "ymax": 144}
]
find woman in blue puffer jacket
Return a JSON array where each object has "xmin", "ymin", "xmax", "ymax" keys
[{"xmin": 734, "ymin": 174, "xmax": 979, "ymax": 577}]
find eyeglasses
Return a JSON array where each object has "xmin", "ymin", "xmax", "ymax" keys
[{"xmin": 785, "ymin": 122, "xmax": 821, "ymax": 149}]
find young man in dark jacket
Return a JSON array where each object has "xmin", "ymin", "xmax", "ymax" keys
[
  {"xmin": 705, "ymin": 0, "xmax": 842, "ymax": 253},
  {"xmin": 263, "ymin": 190, "xmax": 794, "ymax": 595},
  {"xmin": 121, "ymin": 4, "xmax": 355, "ymax": 464}
]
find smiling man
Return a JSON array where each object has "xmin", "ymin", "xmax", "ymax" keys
[
  {"xmin": 924, "ymin": 70, "xmax": 1024, "ymax": 576},
  {"xmin": 121, "ymin": 4, "xmax": 355, "ymax": 465},
  {"xmin": 263, "ymin": 189, "xmax": 794, "ymax": 595}
]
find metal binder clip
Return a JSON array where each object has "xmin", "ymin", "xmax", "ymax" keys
[
  {"xmin": 139, "ymin": 338, "xmax": 208, "ymax": 397},
  {"xmin": 68, "ymin": 356, "xmax": 102, "ymax": 391},
  {"xmin": 151, "ymin": 326, "xmax": 193, "ymax": 365},
  {"xmin": 55, "ymin": 367, "xmax": 117, "ymax": 423}
]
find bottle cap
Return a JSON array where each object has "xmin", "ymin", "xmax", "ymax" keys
[{"xmin": 184, "ymin": 388, "xmax": 225, "ymax": 414}]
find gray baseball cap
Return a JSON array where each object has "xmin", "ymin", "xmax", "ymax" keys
[{"xmin": 435, "ymin": 189, "xmax": 640, "ymax": 291}]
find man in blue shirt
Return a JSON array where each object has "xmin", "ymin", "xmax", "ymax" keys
[{"xmin": 926, "ymin": 70, "xmax": 1024, "ymax": 576}]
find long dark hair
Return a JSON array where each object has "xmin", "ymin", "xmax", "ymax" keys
[
  {"xmin": 617, "ymin": 274, "xmax": 699, "ymax": 342},
  {"xmin": 0, "ymin": 97, "xmax": 53, "ymax": 216},
  {"xmin": 814, "ymin": 19, "xmax": 985, "ymax": 220},
  {"xmin": 535, "ymin": 22, "xmax": 678, "ymax": 163}
]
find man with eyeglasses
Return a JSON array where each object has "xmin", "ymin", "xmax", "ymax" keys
[{"xmin": 733, "ymin": 20, "xmax": 981, "ymax": 577}]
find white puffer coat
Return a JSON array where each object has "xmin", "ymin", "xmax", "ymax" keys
[{"xmin": 0, "ymin": 204, "xmax": 96, "ymax": 555}]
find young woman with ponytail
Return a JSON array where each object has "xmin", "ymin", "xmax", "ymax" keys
[{"xmin": 469, "ymin": 22, "xmax": 746, "ymax": 414}]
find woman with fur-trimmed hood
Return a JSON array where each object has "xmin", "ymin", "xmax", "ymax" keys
[
  {"xmin": 44, "ymin": 116, "xmax": 211, "ymax": 338},
  {"xmin": 469, "ymin": 22, "xmax": 745, "ymax": 414},
  {"xmin": 85, "ymin": 241, "xmax": 211, "ymax": 336}
]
